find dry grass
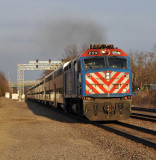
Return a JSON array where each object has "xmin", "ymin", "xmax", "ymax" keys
[{"xmin": 132, "ymin": 90, "xmax": 156, "ymax": 109}]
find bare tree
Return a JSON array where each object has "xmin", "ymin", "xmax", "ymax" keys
[
  {"xmin": 129, "ymin": 49, "xmax": 156, "ymax": 90},
  {"xmin": 63, "ymin": 44, "xmax": 78, "ymax": 62}
]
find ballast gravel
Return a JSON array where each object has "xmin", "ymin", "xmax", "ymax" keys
[{"xmin": 0, "ymin": 97, "xmax": 155, "ymax": 160}]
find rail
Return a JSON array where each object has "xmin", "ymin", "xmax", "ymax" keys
[
  {"xmin": 131, "ymin": 107, "xmax": 156, "ymax": 113},
  {"xmin": 131, "ymin": 107, "xmax": 156, "ymax": 122}
]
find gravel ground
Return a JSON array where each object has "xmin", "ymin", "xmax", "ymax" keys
[
  {"xmin": 0, "ymin": 97, "xmax": 155, "ymax": 160},
  {"xmin": 102, "ymin": 122, "xmax": 156, "ymax": 142},
  {"xmin": 120, "ymin": 115, "xmax": 156, "ymax": 131}
]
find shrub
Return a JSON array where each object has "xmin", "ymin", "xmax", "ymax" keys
[{"xmin": 0, "ymin": 85, "xmax": 5, "ymax": 97}]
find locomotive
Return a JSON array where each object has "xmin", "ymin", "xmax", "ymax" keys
[{"xmin": 27, "ymin": 44, "xmax": 133, "ymax": 121}]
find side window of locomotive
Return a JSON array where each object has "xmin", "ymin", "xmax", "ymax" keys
[
  {"xmin": 83, "ymin": 58, "xmax": 105, "ymax": 70},
  {"xmin": 108, "ymin": 57, "xmax": 128, "ymax": 69},
  {"xmin": 77, "ymin": 61, "xmax": 81, "ymax": 72}
]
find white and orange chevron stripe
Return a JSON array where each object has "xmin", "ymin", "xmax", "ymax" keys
[{"xmin": 85, "ymin": 71, "xmax": 130, "ymax": 94}]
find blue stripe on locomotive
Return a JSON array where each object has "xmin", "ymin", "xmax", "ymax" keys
[{"xmin": 80, "ymin": 56, "xmax": 133, "ymax": 98}]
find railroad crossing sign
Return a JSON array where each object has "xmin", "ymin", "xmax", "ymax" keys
[{"xmin": 17, "ymin": 60, "xmax": 63, "ymax": 101}]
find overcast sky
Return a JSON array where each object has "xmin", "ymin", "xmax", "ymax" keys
[{"xmin": 0, "ymin": 0, "xmax": 156, "ymax": 83}]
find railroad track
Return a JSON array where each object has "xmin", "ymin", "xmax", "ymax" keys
[
  {"xmin": 91, "ymin": 121, "xmax": 156, "ymax": 149},
  {"xmin": 63, "ymin": 112, "xmax": 156, "ymax": 150},
  {"xmin": 63, "ymin": 112, "xmax": 156, "ymax": 149},
  {"xmin": 29, "ymin": 101, "xmax": 156, "ymax": 150},
  {"xmin": 131, "ymin": 107, "xmax": 156, "ymax": 113},
  {"xmin": 131, "ymin": 112, "xmax": 156, "ymax": 119},
  {"xmin": 130, "ymin": 115, "xmax": 156, "ymax": 123},
  {"xmin": 131, "ymin": 107, "xmax": 156, "ymax": 122},
  {"xmin": 115, "ymin": 121, "xmax": 156, "ymax": 135}
]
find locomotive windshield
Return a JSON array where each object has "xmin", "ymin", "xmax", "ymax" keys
[
  {"xmin": 84, "ymin": 58, "xmax": 105, "ymax": 69},
  {"xmin": 108, "ymin": 57, "xmax": 128, "ymax": 69}
]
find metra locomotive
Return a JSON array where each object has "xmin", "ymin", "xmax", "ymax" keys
[{"xmin": 26, "ymin": 44, "xmax": 133, "ymax": 121}]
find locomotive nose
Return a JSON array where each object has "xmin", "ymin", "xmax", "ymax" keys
[{"xmin": 85, "ymin": 71, "xmax": 130, "ymax": 95}]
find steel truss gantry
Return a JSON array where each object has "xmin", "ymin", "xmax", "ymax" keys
[{"xmin": 17, "ymin": 60, "xmax": 63, "ymax": 101}]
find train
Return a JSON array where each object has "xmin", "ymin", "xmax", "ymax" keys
[{"xmin": 26, "ymin": 44, "xmax": 133, "ymax": 121}]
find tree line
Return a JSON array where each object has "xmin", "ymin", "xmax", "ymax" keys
[{"xmin": 129, "ymin": 47, "xmax": 156, "ymax": 90}]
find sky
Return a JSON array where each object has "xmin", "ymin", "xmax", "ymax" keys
[{"xmin": 0, "ymin": 0, "xmax": 156, "ymax": 83}]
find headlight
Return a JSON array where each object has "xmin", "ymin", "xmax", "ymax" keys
[
  {"xmin": 105, "ymin": 72, "xmax": 111, "ymax": 80},
  {"xmin": 101, "ymin": 49, "xmax": 110, "ymax": 55},
  {"xmin": 106, "ymin": 72, "xmax": 110, "ymax": 76},
  {"xmin": 106, "ymin": 75, "xmax": 110, "ymax": 80},
  {"xmin": 123, "ymin": 88, "xmax": 127, "ymax": 92}
]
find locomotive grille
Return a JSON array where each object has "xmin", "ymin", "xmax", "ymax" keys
[{"xmin": 85, "ymin": 71, "xmax": 130, "ymax": 94}]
